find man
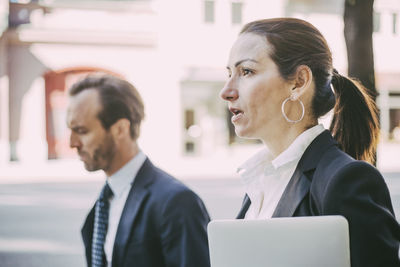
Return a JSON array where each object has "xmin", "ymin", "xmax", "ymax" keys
[{"xmin": 66, "ymin": 74, "xmax": 211, "ymax": 267}]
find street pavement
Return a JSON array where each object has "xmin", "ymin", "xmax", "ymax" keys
[{"xmin": 0, "ymin": 173, "xmax": 399, "ymax": 267}]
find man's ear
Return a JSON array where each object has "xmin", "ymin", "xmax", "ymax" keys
[
  {"xmin": 290, "ymin": 65, "xmax": 313, "ymax": 100},
  {"xmin": 110, "ymin": 118, "xmax": 131, "ymax": 140}
]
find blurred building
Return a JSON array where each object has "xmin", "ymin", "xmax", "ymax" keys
[{"xmin": 0, "ymin": 0, "xmax": 399, "ymax": 176}]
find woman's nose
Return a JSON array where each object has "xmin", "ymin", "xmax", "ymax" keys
[{"xmin": 220, "ymin": 84, "xmax": 238, "ymax": 101}]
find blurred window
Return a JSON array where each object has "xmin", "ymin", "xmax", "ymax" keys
[
  {"xmin": 185, "ymin": 142, "xmax": 195, "ymax": 154},
  {"xmin": 184, "ymin": 109, "xmax": 198, "ymax": 154},
  {"xmin": 393, "ymin": 13, "xmax": 397, "ymax": 34},
  {"xmin": 231, "ymin": 2, "xmax": 242, "ymax": 24},
  {"xmin": 0, "ymin": 0, "xmax": 8, "ymax": 36},
  {"xmin": 373, "ymin": 12, "xmax": 381, "ymax": 33},
  {"xmin": 204, "ymin": 0, "xmax": 215, "ymax": 23},
  {"xmin": 185, "ymin": 109, "xmax": 195, "ymax": 130},
  {"xmin": 390, "ymin": 108, "xmax": 400, "ymax": 141}
]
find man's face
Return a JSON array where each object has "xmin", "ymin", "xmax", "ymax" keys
[{"xmin": 66, "ymin": 89, "xmax": 116, "ymax": 173}]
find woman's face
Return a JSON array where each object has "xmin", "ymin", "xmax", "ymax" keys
[{"xmin": 220, "ymin": 33, "xmax": 293, "ymax": 141}]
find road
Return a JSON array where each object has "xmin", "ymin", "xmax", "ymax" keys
[{"xmin": 0, "ymin": 173, "xmax": 399, "ymax": 267}]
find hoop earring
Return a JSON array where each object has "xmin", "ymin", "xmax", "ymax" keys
[{"xmin": 281, "ymin": 97, "xmax": 305, "ymax": 123}]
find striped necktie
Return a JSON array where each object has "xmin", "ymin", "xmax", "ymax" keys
[{"xmin": 91, "ymin": 183, "xmax": 113, "ymax": 267}]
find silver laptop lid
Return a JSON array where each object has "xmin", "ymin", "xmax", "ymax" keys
[{"xmin": 208, "ymin": 216, "xmax": 350, "ymax": 267}]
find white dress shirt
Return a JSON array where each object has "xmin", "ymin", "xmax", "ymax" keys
[
  {"xmin": 238, "ymin": 125, "xmax": 325, "ymax": 219},
  {"xmin": 103, "ymin": 151, "xmax": 147, "ymax": 267}
]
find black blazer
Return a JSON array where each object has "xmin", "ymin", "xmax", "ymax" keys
[
  {"xmin": 237, "ymin": 131, "xmax": 400, "ymax": 267},
  {"xmin": 82, "ymin": 158, "xmax": 211, "ymax": 267}
]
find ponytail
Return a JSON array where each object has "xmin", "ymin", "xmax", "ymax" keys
[{"xmin": 329, "ymin": 70, "xmax": 379, "ymax": 164}]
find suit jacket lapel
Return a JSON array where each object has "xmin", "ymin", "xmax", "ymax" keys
[
  {"xmin": 81, "ymin": 205, "xmax": 95, "ymax": 265},
  {"xmin": 272, "ymin": 130, "xmax": 337, "ymax": 217},
  {"xmin": 111, "ymin": 159, "xmax": 155, "ymax": 267},
  {"xmin": 236, "ymin": 195, "xmax": 251, "ymax": 219},
  {"xmin": 272, "ymin": 168, "xmax": 310, "ymax": 217}
]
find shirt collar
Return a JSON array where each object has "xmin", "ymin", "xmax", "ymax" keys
[
  {"xmin": 237, "ymin": 124, "xmax": 325, "ymax": 183},
  {"xmin": 272, "ymin": 124, "xmax": 325, "ymax": 169},
  {"xmin": 107, "ymin": 150, "xmax": 147, "ymax": 198},
  {"xmin": 237, "ymin": 148, "xmax": 273, "ymax": 184}
]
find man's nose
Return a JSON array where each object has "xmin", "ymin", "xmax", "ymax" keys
[{"xmin": 69, "ymin": 132, "xmax": 80, "ymax": 149}]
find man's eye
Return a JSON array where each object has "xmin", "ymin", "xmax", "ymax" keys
[{"xmin": 75, "ymin": 128, "xmax": 87, "ymax": 134}]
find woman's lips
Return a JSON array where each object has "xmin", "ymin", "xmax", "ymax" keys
[
  {"xmin": 229, "ymin": 107, "xmax": 244, "ymax": 123},
  {"xmin": 231, "ymin": 113, "xmax": 243, "ymax": 123}
]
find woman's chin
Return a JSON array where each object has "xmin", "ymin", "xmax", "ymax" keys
[{"xmin": 235, "ymin": 128, "xmax": 252, "ymax": 139}]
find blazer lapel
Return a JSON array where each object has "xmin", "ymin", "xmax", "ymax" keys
[
  {"xmin": 272, "ymin": 130, "xmax": 338, "ymax": 218},
  {"xmin": 81, "ymin": 205, "xmax": 95, "ymax": 265},
  {"xmin": 236, "ymin": 195, "xmax": 251, "ymax": 219},
  {"xmin": 111, "ymin": 159, "xmax": 155, "ymax": 267},
  {"xmin": 272, "ymin": 168, "xmax": 310, "ymax": 217}
]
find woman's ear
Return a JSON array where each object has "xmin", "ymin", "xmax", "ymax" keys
[{"xmin": 290, "ymin": 65, "xmax": 313, "ymax": 100}]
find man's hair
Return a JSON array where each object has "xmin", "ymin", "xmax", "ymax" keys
[{"xmin": 69, "ymin": 73, "xmax": 145, "ymax": 140}]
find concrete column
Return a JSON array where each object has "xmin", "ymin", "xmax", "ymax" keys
[
  {"xmin": 17, "ymin": 76, "xmax": 47, "ymax": 163},
  {"xmin": 0, "ymin": 36, "xmax": 9, "ymax": 164},
  {"xmin": 8, "ymin": 45, "xmax": 47, "ymax": 163}
]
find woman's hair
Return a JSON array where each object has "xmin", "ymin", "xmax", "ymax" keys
[{"xmin": 241, "ymin": 18, "xmax": 379, "ymax": 163}]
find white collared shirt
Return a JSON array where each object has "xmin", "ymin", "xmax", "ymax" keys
[
  {"xmin": 238, "ymin": 125, "xmax": 325, "ymax": 219},
  {"xmin": 103, "ymin": 151, "xmax": 147, "ymax": 267}
]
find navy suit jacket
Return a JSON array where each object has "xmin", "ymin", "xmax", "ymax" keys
[
  {"xmin": 82, "ymin": 158, "xmax": 211, "ymax": 267},
  {"xmin": 237, "ymin": 131, "xmax": 400, "ymax": 267}
]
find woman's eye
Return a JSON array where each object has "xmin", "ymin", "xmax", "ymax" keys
[{"xmin": 242, "ymin": 68, "xmax": 253, "ymax": 76}]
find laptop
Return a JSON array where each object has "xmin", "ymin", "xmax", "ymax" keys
[{"xmin": 207, "ymin": 216, "xmax": 350, "ymax": 267}]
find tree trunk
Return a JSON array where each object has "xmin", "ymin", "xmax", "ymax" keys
[
  {"xmin": 344, "ymin": 0, "xmax": 376, "ymax": 100},
  {"xmin": 344, "ymin": 0, "xmax": 377, "ymax": 165}
]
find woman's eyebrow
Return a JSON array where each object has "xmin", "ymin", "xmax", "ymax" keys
[
  {"xmin": 234, "ymin": 58, "xmax": 259, "ymax": 67},
  {"xmin": 227, "ymin": 58, "xmax": 259, "ymax": 69}
]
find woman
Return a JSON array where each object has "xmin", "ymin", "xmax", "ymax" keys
[{"xmin": 220, "ymin": 18, "xmax": 400, "ymax": 267}]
